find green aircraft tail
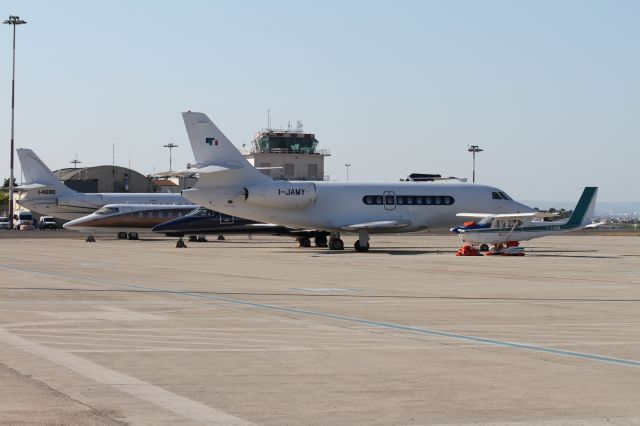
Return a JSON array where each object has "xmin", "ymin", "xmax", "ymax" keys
[{"xmin": 566, "ymin": 187, "xmax": 598, "ymax": 227}]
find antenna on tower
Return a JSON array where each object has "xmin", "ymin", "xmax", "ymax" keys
[
  {"xmin": 296, "ymin": 120, "xmax": 303, "ymax": 132},
  {"xmin": 267, "ymin": 109, "xmax": 271, "ymax": 130}
]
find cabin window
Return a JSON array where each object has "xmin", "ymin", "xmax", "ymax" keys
[{"xmin": 363, "ymin": 195, "xmax": 455, "ymax": 206}]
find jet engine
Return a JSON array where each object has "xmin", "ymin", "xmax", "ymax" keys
[{"xmin": 244, "ymin": 183, "xmax": 316, "ymax": 208}]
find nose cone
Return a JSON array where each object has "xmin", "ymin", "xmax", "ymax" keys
[
  {"xmin": 152, "ymin": 219, "xmax": 177, "ymax": 232},
  {"xmin": 514, "ymin": 201, "xmax": 535, "ymax": 213},
  {"xmin": 63, "ymin": 215, "xmax": 90, "ymax": 230}
]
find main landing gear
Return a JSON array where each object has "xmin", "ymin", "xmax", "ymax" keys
[
  {"xmin": 86, "ymin": 235, "xmax": 96, "ymax": 243},
  {"xmin": 354, "ymin": 229, "xmax": 370, "ymax": 252}
]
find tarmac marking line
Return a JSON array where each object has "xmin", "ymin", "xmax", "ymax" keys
[
  {"xmin": 2, "ymin": 264, "xmax": 640, "ymax": 369},
  {"xmin": 0, "ymin": 330, "xmax": 253, "ymax": 425}
]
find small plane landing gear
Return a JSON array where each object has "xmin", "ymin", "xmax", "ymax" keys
[
  {"xmin": 479, "ymin": 244, "xmax": 489, "ymax": 252},
  {"xmin": 354, "ymin": 240, "xmax": 369, "ymax": 252},
  {"xmin": 329, "ymin": 238, "xmax": 344, "ymax": 250},
  {"xmin": 117, "ymin": 232, "xmax": 127, "ymax": 240},
  {"xmin": 217, "ymin": 235, "xmax": 225, "ymax": 241},
  {"xmin": 298, "ymin": 237, "xmax": 312, "ymax": 248},
  {"xmin": 176, "ymin": 238, "xmax": 186, "ymax": 248},
  {"xmin": 86, "ymin": 235, "xmax": 96, "ymax": 243},
  {"xmin": 314, "ymin": 233, "xmax": 328, "ymax": 247},
  {"xmin": 128, "ymin": 232, "xmax": 139, "ymax": 240}
]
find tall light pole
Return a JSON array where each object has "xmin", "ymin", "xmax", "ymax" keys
[
  {"xmin": 467, "ymin": 145, "xmax": 483, "ymax": 183},
  {"xmin": 4, "ymin": 15, "xmax": 27, "ymax": 220},
  {"xmin": 345, "ymin": 163, "xmax": 351, "ymax": 181},
  {"xmin": 163, "ymin": 143, "xmax": 178, "ymax": 173},
  {"xmin": 70, "ymin": 154, "xmax": 81, "ymax": 169}
]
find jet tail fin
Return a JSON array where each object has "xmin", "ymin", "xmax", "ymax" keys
[
  {"xmin": 566, "ymin": 187, "xmax": 598, "ymax": 227},
  {"xmin": 17, "ymin": 149, "xmax": 74, "ymax": 195},
  {"xmin": 182, "ymin": 111, "xmax": 269, "ymax": 186}
]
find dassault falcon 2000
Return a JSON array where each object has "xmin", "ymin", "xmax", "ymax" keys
[
  {"xmin": 16, "ymin": 149, "xmax": 190, "ymax": 220},
  {"xmin": 179, "ymin": 112, "xmax": 534, "ymax": 251}
]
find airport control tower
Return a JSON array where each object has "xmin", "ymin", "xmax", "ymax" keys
[{"xmin": 243, "ymin": 121, "xmax": 330, "ymax": 181}]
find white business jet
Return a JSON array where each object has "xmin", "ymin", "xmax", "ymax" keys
[
  {"xmin": 16, "ymin": 149, "xmax": 191, "ymax": 221},
  {"xmin": 451, "ymin": 186, "xmax": 602, "ymax": 255},
  {"xmin": 179, "ymin": 112, "xmax": 533, "ymax": 251}
]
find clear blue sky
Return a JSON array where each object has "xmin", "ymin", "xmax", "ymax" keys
[{"xmin": 2, "ymin": 0, "xmax": 638, "ymax": 202}]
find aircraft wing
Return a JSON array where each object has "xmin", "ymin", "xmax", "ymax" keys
[
  {"xmin": 457, "ymin": 212, "xmax": 557, "ymax": 220},
  {"xmin": 340, "ymin": 220, "xmax": 412, "ymax": 231}
]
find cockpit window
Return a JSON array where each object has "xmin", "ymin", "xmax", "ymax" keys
[
  {"xmin": 186, "ymin": 207, "xmax": 214, "ymax": 217},
  {"xmin": 492, "ymin": 191, "xmax": 512, "ymax": 200},
  {"xmin": 95, "ymin": 206, "xmax": 120, "ymax": 215}
]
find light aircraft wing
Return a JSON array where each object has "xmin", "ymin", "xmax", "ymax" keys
[
  {"xmin": 457, "ymin": 212, "xmax": 557, "ymax": 220},
  {"xmin": 340, "ymin": 220, "xmax": 412, "ymax": 231}
]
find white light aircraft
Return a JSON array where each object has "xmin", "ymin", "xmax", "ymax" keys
[
  {"xmin": 16, "ymin": 149, "xmax": 191, "ymax": 221},
  {"xmin": 451, "ymin": 186, "xmax": 602, "ymax": 255},
  {"xmin": 179, "ymin": 112, "xmax": 534, "ymax": 251}
]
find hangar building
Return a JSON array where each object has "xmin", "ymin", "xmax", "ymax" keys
[{"xmin": 53, "ymin": 166, "xmax": 157, "ymax": 193}]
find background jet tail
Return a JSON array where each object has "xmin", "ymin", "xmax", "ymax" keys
[
  {"xmin": 182, "ymin": 112, "xmax": 251, "ymax": 167},
  {"xmin": 182, "ymin": 111, "xmax": 270, "ymax": 187},
  {"xmin": 17, "ymin": 148, "xmax": 74, "ymax": 195},
  {"xmin": 566, "ymin": 187, "xmax": 598, "ymax": 227}
]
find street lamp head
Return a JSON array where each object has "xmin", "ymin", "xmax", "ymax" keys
[
  {"xmin": 4, "ymin": 16, "xmax": 27, "ymax": 25},
  {"xmin": 467, "ymin": 145, "xmax": 483, "ymax": 153},
  {"xmin": 163, "ymin": 143, "xmax": 178, "ymax": 149}
]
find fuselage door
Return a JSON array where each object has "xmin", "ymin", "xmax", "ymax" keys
[{"xmin": 383, "ymin": 191, "xmax": 396, "ymax": 211}]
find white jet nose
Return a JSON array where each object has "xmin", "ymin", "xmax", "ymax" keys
[{"xmin": 63, "ymin": 216, "xmax": 90, "ymax": 229}]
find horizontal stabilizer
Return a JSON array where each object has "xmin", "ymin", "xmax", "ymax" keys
[
  {"xmin": 340, "ymin": 220, "xmax": 412, "ymax": 231},
  {"xmin": 584, "ymin": 221, "xmax": 606, "ymax": 229},
  {"xmin": 14, "ymin": 183, "xmax": 46, "ymax": 191}
]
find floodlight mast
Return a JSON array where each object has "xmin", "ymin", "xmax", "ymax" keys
[
  {"xmin": 467, "ymin": 145, "xmax": 483, "ymax": 183},
  {"xmin": 163, "ymin": 143, "xmax": 179, "ymax": 173},
  {"xmin": 3, "ymin": 15, "xmax": 27, "ymax": 220}
]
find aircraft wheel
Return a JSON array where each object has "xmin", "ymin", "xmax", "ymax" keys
[
  {"xmin": 86, "ymin": 235, "xmax": 96, "ymax": 243},
  {"xmin": 217, "ymin": 235, "xmax": 225, "ymax": 240},
  {"xmin": 314, "ymin": 234, "xmax": 328, "ymax": 247},
  {"xmin": 176, "ymin": 239, "xmax": 186, "ymax": 248},
  {"xmin": 128, "ymin": 232, "xmax": 139, "ymax": 240},
  {"xmin": 329, "ymin": 238, "xmax": 344, "ymax": 250},
  {"xmin": 188, "ymin": 235, "xmax": 198, "ymax": 242},
  {"xmin": 298, "ymin": 237, "xmax": 312, "ymax": 248},
  {"xmin": 197, "ymin": 236, "xmax": 207, "ymax": 242},
  {"xmin": 117, "ymin": 232, "xmax": 127, "ymax": 240},
  {"xmin": 479, "ymin": 244, "xmax": 489, "ymax": 252},
  {"xmin": 354, "ymin": 240, "xmax": 370, "ymax": 252}
]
